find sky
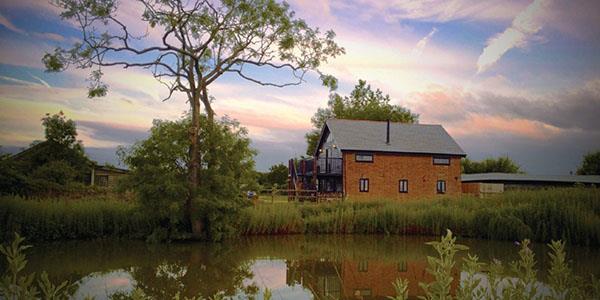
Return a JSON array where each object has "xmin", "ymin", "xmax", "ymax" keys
[{"xmin": 0, "ymin": 0, "xmax": 599, "ymax": 174}]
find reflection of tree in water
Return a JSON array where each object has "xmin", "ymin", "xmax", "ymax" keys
[
  {"xmin": 287, "ymin": 259, "xmax": 343, "ymax": 299},
  {"xmin": 23, "ymin": 235, "xmax": 600, "ymax": 299},
  {"xmin": 130, "ymin": 243, "xmax": 256, "ymax": 299}
]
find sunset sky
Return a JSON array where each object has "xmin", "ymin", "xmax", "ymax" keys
[{"xmin": 1, "ymin": 0, "xmax": 599, "ymax": 173}]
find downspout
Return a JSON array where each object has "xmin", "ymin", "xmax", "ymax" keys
[{"xmin": 342, "ymin": 151, "xmax": 346, "ymax": 201}]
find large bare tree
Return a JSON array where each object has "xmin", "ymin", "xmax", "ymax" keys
[{"xmin": 43, "ymin": 0, "xmax": 344, "ymax": 231}]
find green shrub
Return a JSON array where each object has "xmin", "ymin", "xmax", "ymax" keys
[{"xmin": 0, "ymin": 233, "xmax": 74, "ymax": 299}]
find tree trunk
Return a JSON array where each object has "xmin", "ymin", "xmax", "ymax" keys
[
  {"xmin": 188, "ymin": 90, "xmax": 202, "ymax": 237},
  {"xmin": 200, "ymin": 85, "xmax": 214, "ymax": 127},
  {"xmin": 200, "ymin": 84, "xmax": 215, "ymax": 183}
]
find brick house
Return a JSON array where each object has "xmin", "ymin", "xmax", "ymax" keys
[{"xmin": 290, "ymin": 119, "xmax": 466, "ymax": 200}]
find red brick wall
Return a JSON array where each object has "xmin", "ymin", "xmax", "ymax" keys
[
  {"xmin": 343, "ymin": 151, "xmax": 462, "ymax": 200},
  {"xmin": 340, "ymin": 259, "xmax": 459, "ymax": 298},
  {"xmin": 462, "ymin": 182, "xmax": 481, "ymax": 196}
]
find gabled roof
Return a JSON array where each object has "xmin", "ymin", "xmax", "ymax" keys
[
  {"xmin": 461, "ymin": 173, "xmax": 600, "ymax": 184},
  {"xmin": 95, "ymin": 165, "xmax": 129, "ymax": 173},
  {"xmin": 317, "ymin": 119, "xmax": 466, "ymax": 156}
]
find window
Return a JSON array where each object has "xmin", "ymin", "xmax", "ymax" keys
[
  {"xmin": 437, "ymin": 180, "xmax": 446, "ymax": 194},
  {"xmin": 355, "ymin": 152, "xmax": 373, "ymax": 162},
  {"xmin": 399, "ymin": 179, "xmax": 408, "ymax": 193},
  {"xmin": 433, "ymin": 156, "xmax": 450, "ymax": 165},
  {"xmin": 358, "ymin": 260, "xmax": 368, "ymax": 272},
  {"xmin": 359, "ymin": 178, "xmax": 369, "ymax": 192},
  {"xmin": 95, "ymin": 175, "xmax": 109, "ymax": 187}
]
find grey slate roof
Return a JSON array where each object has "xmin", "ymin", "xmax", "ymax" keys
[
  {"xmin": 461, "ymin": 173, "xmax": 600, "ymax": 184},
  {"xmin": 324, "ymin": 119, "xmax": 466, "ymax": 156}
]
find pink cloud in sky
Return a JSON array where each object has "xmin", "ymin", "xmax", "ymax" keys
[
  {"xmin": 248, "ymin": 260, "xmax": 288, "ymax": 290},
  {"xmin": 289, "ymin": 0, "xmax": 528, "ymax": 24},
  {"xmin": 0, "ymin": 12, "xmax": 25, "ymax": 34},
  {"xmin": 408, "ymin": 85, "xmax": 563, "ymax": 141},
  {"xmin": 449, "ymin": 115, "xmax": 562, "ymax": 140},
  {"xmin": 1, "ymin": 0, "xmax": 599, "ymax": 172}
]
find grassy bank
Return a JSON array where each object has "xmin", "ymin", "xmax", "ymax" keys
[
  {"xmin": 0, "ymin": 195, "xmax": 155, "ymax": 241},
  {"xmin": 240, "ymin": 188, "xmax": 600, "ymax": 245},
  {"xmin": 2, "ymin": 188, "xmax": 599, "ymax": 244}
]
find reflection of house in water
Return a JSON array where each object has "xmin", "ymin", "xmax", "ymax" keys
[{"xmin": 286, "ymin": 258, "xmax": 458, "ymax": 299}]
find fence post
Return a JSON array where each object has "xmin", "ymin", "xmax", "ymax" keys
[{"xmin": 271, "ymin": 184, "xmax": 278, "ymax": 203}]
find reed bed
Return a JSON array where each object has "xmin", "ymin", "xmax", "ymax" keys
[
  {"xmin": 0, "ymin": 195, "xmax": 155, "ymax": 241},
  {"xmin": 240, "ymin": 188, "xmax": 600, "ymax": 245},
  {"xmin": 2, "ymin": 188, "xmax": 598, "ymax": 244}
]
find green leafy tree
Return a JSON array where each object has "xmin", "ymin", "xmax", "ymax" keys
[
  {"xmin": 44, "ymin": 0, "xmax": 344, "ymax": 232},
  {"xmin": 258, "ymin": 163, "xmax": 288, "ymax": 188},
  {"xmin": 118, "ymin": 114, "xmax": 257, "ymax": 241},
  {"xmin": 576, "ymin": 151, "xmax": 600, "ymax": 175},
  {"xmin": 305, "ymin": 80, "xmax": 418, "ymax": 155},
  {"xmin": 42, "ymin": 111, "xmax": 78, "ymax": 146},
  {"xmin": 0, "ymin": 112, "xmax": 91, "ymax": 196},
  {"xmin": 461, "ymin": 156, "xmax": 522, "ymax": 174}
]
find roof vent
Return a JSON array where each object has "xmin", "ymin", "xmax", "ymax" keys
[{"xmin": 386, "ymin": 119, "xmax": 390, "ymax": 144}]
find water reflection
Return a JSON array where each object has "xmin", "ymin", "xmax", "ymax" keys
[{"xmin": 24, "ymin": 235, "xmax": 600, "ymax": 299}]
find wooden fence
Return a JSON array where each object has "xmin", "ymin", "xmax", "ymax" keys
[{"xmin": 254, "ymin": 189, "xmax": 343, "ymax": 203}]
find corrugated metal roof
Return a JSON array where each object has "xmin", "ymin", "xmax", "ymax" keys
[
  {"xmin": 325, "ymin": 119, "xmax": 466, "ymax": 156},
  {"xmin": 461, "ymin": 173, "xmax": 600, "ymax": 184}
]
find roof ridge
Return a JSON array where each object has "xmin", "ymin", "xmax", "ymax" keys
[{"xmin": 328, "ymin": 118, "xmax": 440, "ymax": 126}]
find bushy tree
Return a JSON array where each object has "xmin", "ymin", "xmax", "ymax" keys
[
  {"xmin": 257, "ymin": 163, "xmax": 288, "ymax": 189},
  {"xmin": 42, "ymin": 112, "xmax": 78, "ymax": 146},
  {"xmin": 118, "ymin": 114, "xmax": 257, "ymax": 241},
  {"xmin": 0, "ymin": 151, "xmax": 28, "ymax": 196},
  {"xmin": 461, "ymin": 156, "xmax": 522, "ymax": 174},
  {"xmin": 577, "ymin": 151, "xmax": 600, "ymax": 175},
  {"xmin": 0, "ymin": 112, "xmax": 91, "ymax": 196},
  {"xmin": 305, "ymin": 80, "xmax": 418, "ymax": 155}
]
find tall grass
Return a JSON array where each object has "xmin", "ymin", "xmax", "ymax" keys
[
  {"xmin": 241, "ymin": 188, "xmax": 600, "ymax": 246},
  {"xmin": 0, "ymin": 196, "xmax": 156, "ymax": 241},
  {"xmin": 3, "ymin": 188, "xmax": 599, "ymax": 244}
]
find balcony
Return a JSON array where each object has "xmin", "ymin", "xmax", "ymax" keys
[
  {"xmin": 317, "ymin": 157, "xmax": 342, "ymax": 175},
  {"xmin": 296, "ymin": 157, "xmax": 343, "ymax": 176}
]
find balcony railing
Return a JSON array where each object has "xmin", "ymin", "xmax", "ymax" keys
[
  {"xmin": 296, "ymin": 157, "xmax": 343, "ymax": 176},
  {"xmin": 317, "ymin": 157, "xmax": 342, "ymax": 175},
  {"xmin": 296, "ymin": 159, "xmax": 314, "ymax": 177}
]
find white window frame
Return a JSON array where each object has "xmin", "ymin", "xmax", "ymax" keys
[
  {"xmin": 359, "ymin": 178, "xmax": 369, "ymax": 192},
  {"xmin": 433, "ymin": 156, "xmax": 451, "ymax": 165},
  {"xmin": 399, "ymin": 179, "xmax": 408, "ymax": 193},
  {"xmin": 436, "ymin": 180, "xmax": 447, "ymax": 194},
  {"xmin": 355, "ymin": 153, "xmax": 374, "ymax": 162}
]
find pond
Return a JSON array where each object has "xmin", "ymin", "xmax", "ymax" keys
[{"xmin": 23, "ymin": 235, "xmax": 600, "ymax": 299}]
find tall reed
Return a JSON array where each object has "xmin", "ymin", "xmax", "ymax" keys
[
  {"xmin": 241, "ymin": 188, "xmax": 600, "ymax": 245},
  {"xmin": 0, "ymin": 196, "xmax": 155, "ymax": 241}
]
